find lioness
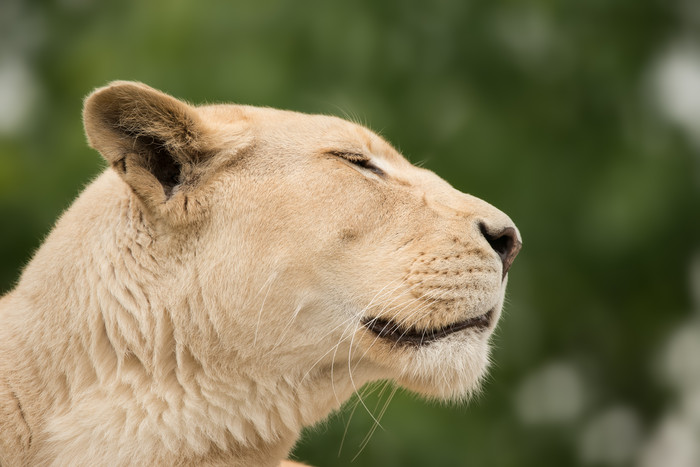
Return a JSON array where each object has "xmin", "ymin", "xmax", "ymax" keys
[{"xmin": 0, "ymin": 82, "xmax": 521, "ymax": 466}]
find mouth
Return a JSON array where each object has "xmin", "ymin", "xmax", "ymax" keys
[{"xmin": 362, "ymin": 308, "xmax": 495, "ymax": 347}]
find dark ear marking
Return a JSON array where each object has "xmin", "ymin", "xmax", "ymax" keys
[
  {"xmin": 115, "ymin": 156, "xmax": 126, "ymax": 174},
  {"xmin": 132, "ymin": 135, "xmax": 182, "ymax": 198}
]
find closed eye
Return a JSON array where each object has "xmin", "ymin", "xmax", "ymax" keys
[{"xmin": 328, "ymin": 151, "xmax": 385, "ymax": 177}]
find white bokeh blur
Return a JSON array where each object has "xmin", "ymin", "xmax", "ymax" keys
[
  {"xmin": 0, "ymin": 0, "xmax": 43, "ymax": 136},
  {"xmin": 651, "ymin": 40, "xmax": 700, "ymax": 151},
  {"xmin": 0, "ymin": 58, "xmax": 39, "ymax": 136},
  {"xmin": 515, "ymin": 360, "xmax": 586, "ymax": 425},
  {"xmin": 580, "ymin": 406, "xmax": 642, "ymax": 466},
  {"xmin": 637, "ymin": 254, "xmax": 700, "ymax": 467}
]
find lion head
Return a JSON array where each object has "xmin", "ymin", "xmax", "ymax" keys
[{"xmin": 83, "ymin": 81, "xmax": 521, "ymax": 405}]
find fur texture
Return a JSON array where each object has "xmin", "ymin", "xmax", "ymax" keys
[{"xmin": 0, "ymin": 82, "xmax": 521, "ymax": 466}]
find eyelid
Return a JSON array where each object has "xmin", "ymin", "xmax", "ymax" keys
[
  {"xmin": 327, "ymin": 150, "xmax": 368, "ymax": 162},
  {"xmin": 327, "ymin": 151, "xmax": 386, "ymax": 177}
]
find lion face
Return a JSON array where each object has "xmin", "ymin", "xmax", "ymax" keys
[
  {"xmin": 193, "ymin": 106, "xmax": 521, "ymax": 401},
  {"xmin": 84, "ymin": 82, "xmax": 521, "ymax": 404}
]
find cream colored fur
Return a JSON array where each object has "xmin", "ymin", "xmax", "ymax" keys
[{"xmin": 0, "ymin": 82, "xmax": 521, "ymax": 466}]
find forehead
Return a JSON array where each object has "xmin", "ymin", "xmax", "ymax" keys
[{"xmin": 198, "ymin": 103, "xmax": 405, "ymax": 163}]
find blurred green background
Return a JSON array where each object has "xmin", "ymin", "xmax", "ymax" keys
[{"xmin": 1, "ymin": 0, "xmax": 699, "ymax": 466}]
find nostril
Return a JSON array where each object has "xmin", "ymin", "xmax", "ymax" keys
[{"xmin": 479, "ymin": 224, "xmax": 522, "ymax": 279}]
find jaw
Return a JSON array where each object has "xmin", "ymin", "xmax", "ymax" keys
[{"xmin": 354, "ymin": 301, "xmax": 503, "ymax": 401}]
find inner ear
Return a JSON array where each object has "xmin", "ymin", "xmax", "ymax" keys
[
  {"xmin": 150, "ymin": 143, "xmax": 181, "ymax": 198},
  {"xmin": 130, "ymin": 135, "xmax": 182, "ymax": 198}
]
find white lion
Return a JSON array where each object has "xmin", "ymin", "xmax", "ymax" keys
[{"xmin": 0, "ymin": 82, "xmax": 521, "ymax": 466}]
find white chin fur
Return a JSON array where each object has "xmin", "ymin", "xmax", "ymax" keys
[{"xmin": 394, "ymin": 332, "xmax": 492, "ymax": 401}]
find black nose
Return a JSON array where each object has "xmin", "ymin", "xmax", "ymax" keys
[{"xmin": 480, "ymin": 224, "xmax": 522, "ymax": 279}]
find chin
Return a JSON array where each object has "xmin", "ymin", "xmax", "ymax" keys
[{"xmin": 393, "ymin": 332, "xmax": 493, "ymax": 401}]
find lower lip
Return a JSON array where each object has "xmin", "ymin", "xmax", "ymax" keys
[{"xmin": 363, "ymin": 308, "xmax": 495, "ymax": 347}]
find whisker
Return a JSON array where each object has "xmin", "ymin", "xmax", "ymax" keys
[
  {"xmin": 346, "ymin": 318, "xmax": 382, "ymax": 428},
  {"xmin": 389, "ymin": 290, "xmax": 454, "ymax": 352},
  {"xmin": 253, "ymin": 275, "xmax": 276, "ymax": 346},
  {"xmin": 331, "ymin": 319, "xmax": 360, "ymax": 406},
  {"xmin": 301, "ymin": 320, "xmax": 357, "ymax": 383},
  {"xmin": 388, "ymin": 288, "xmax": 452, "ymax": 334},
  {"xmin": 352, "ymin": 383, "xmax": 399, "ymax": 461},
  {"xmin": 354, "ymin": 289, "xmax": 452, "ymax": 367},
  {"xmin": 352, "ymin": 296, "xmax": 427, "ymax": 368},
  {"xmin": 309, "ymin": 278, "xmax": 408, "ymax": 347},
  {"xmin": 338, "ymin": 382, "xmax": 384, "ymax": 457},
  {"xmin": 269, "ymin": 301, "xmax": 305, "ymax": 351}
]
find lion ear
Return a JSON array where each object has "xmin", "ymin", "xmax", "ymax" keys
[{"xmin": 83, "ymin": 81, "xmax": 216, "ymax": 223}]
